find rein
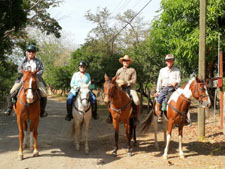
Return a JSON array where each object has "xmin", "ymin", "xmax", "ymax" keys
[
  {"xmin": 73, "ymin": 91, "xmax": 91, "ymax": 114},
  {"xmin": 110, "ymin": 100, "xmax": 132, "ymax": 113}
]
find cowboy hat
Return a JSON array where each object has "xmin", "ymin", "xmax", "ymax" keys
[
  {"xmin": 119, "ymin": 55, "xmax": 134, "ymax": 64},
  {"xmin": 165, "ymin": 54, "xmax": 175, "ymax": 61}
]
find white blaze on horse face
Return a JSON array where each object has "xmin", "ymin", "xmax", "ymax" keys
[
  {"xmin": 204, "ymin": 84, "xmax": 211, "ymax": 107},
  {"xmin": 80, "ymin": 87, "xmax": 90, "ymax": 107},
  {"xmin": 26, "ymin": 77, "xmax": 34, "ymax": 101}
]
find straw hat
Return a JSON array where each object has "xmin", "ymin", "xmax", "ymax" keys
[{"xmin": 119, "ymin": 55, "xmax": 134, "ymax": 64}]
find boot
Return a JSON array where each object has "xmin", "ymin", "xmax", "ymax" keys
[
  {"xmin": 155, "ymin": 101, "xmax": 162, "ymax": 122},
  {"xmin": 106, "ymin": 112, "xmax": 112, "ymax": 124},
  {"xmin": 132, "ymin": 104, "xmax": 140, "ymax": 125},
  {"xmin": 40, "ymin": 97, "xmax": 48, "ymax": 118},
  {"xmin": 65, "ymin": 104, "xmax": 73, "ymax": 121},
  {"xmin": 91, "ymin": 102, "xmax": 99, "ymax": 120},
  {"xmin": 4, "ymin": 95, "xmax": 13, "ymax": 116}
]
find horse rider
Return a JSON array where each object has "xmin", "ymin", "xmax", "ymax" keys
[
  {"xmin": 4, "ymin": 44, "xmax": 48, "ymax": 118},
  {"xmin": 106, "ymin": 55, "xmax": 140, "ymax": 125},
  {"xmin": 65, "ymin": 61, "xmax": 99, "ymax": 121},
  {"xmin": 154, "ymin": 54, "xmax": 181, "ymax": 122}
]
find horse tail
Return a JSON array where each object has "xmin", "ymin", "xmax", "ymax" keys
[{"xmin": 140, "ymin": 108, "xmax": 154, "ymax": 133}]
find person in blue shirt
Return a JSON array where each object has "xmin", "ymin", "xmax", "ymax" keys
[{"xmin": 65, "ymin": 61, "xmax": 99, "ymax": 121}]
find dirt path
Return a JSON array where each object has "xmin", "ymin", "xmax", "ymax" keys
[{"xmin": 0, "ymin": 97, "xmax": 225, "ymax": 169}]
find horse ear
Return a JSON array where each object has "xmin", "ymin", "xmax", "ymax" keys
[
  {"xmin": 112, "ymin": 75, "xmax": 117, "ymax": 82},
  {"xmin": 104, "ymin": 74, "xmax": 109, "ymax": 81},
  {"xmin": 21, "ymin": 69, "xmax": 25, "ymax": 74},
  {"xmin": 190, "ymin": 72, "xmax": 196, "ymax": 79}
]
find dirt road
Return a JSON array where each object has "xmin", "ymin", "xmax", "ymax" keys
[{"xmin": 0, "ymin": 97, "xmax": 225, "ymax": 169}]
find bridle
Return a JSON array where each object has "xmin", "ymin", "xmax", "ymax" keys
[
  {"xmin": 193, "ymin": 81, "xmax": 209, "ymax": 103},
  {"xmin": 104, "ymin": 80, "xmax": 117, "ymax": 99}
]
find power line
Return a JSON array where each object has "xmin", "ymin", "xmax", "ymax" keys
[{"xmin": 108, "ymin": 0, "xmax": 153, "ymax": 43}]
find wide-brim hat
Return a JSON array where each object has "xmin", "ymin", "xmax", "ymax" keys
[
  {"xmin": 119, "ymin": 55, "xmax": 134, "ymax": 64},
  {"xmin": 165, "ymin": 54, "xmax": 175, "ymax": 61}
]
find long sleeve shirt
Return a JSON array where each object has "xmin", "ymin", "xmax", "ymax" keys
[
  {"xmin": 156, "ymin": 66, "xmax": 181, "ymax": 93},
  {"xmin": 70, "ymin": 72, "xmax": 91, "ymax": 95},
  {"xmin": 116, "ymin": 67, "xmax": 137, "ymax": 88}
]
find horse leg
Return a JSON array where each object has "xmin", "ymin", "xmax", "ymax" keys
[
  {"xmin": 163, "ymin": 119, "xmax": 168, "ymax": 143},
  {"xmin": 112, "ymin": 119, "xmax": 119, "ymax": 156},
  {"xmin": 17, "ymin": 118, "xmax": 24, "ymax": 160},
  {"xmin": 32, "ymin": 119, "xmax": 39, "ymax": 157},
  {"xmin": 163, "ymin": 120, "xmax": 173, "ymax": 160},
  {"xmin": 74, "ymin": 119, "xmax": 81, "ymax": 151},
  {"xmin": 84, "ymin": 112, "xmax": 92, "ymax": 154},
  {"xmin": 178, "ymin": 125, "xmax": 184, "ymax": 159},
  {"xmin": 153, "ymin": 115, "xmax": 159, "ymax": 150},
  {"xmin": 125, "ymin": 123, "xmax": 132, "ymax": 157},
  {"xmin": 23, "ymin": 121, "xmax": 29, "ymax": 148}
]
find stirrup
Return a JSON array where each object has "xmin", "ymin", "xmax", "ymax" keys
[
  {"xmin": 4, "ymin": 109, "xmax": 12, "ymax": 116},
  {"xmin": 157, "ymin": 116, "xmax": 162, "ymax": 123},
  {"xmin": 65, "ymin": 114, "xmax": 73, "ymax": 121},
  {"xmin": 106, "ymin": 116, "xmax": 112, "ymax": 124}
]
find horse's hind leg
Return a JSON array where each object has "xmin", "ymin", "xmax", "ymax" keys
[
  {"xmin": 84, "ymin": 115, "xmax": 91, "ymax": 154},
  {"xmin": 125, "ymin": 123, "xmax": 132, "ymax": 157},
  {"xmin": 153, "ymin": 115, "xmax": 159, "ymax": 150},
  {"xmin": 31, "ymin": 120, "xmax": 39, "ymax": 157},
  {"xmin": 112, "ymin": 120, "xmax": 119, "ymax": 156}
]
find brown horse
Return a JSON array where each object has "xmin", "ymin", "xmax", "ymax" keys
[
  {"xmin": 141, "ymin": 77, "xmax": 211, "ymax": 159},
  {"xmin": 104, "ymin": 74, "xmax": 136, "ymax": 157},
  {"xmin": 14, "ymin": 69, "xmax": 40, "ymax": 160}
]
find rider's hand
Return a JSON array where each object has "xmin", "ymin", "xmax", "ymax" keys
[
  {"xmin": 73, "ymin": 86, "xmax": 79, "ymax": 90},
  {"xmin": 171, "ymin": 82, "xmax": 177, "ymax": 87},
  {"xmin": 154, "ymin": 92, "xmax": 159, "ymax": 97},
  {"xmin": 117, "ymin": 80, "xmax": 126, "ymax": 87}
]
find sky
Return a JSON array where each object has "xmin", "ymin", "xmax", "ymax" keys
[{"xmin": 49, "ymin": 0, "xmax": 161, "ymax": 45}]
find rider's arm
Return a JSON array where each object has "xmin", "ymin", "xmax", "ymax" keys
[
  {"xmin": 127, "ymin": 68, "xmax": 136, "ymax": 86},
  {"xmin": 156, "ymin": 69, "xmax": 163, "ymax": 93},
  {"xmin": 35, "ymin": 59, "xmax": 44, "ymax": 78},
  {"xmin": 70, "ymin": 72, "xmax": 80, "ymax": 89}
]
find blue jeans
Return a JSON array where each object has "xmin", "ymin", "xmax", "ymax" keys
[
  {"xmin": 157, "ymin": 86, "xmax": 175, "ymax": 104},
  {"xmin": 66, "ymin": 91, "xmax": 96, "ymax": 105}
]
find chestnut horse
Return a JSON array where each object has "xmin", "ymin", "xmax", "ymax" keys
[
  {"xmin": 14, "ymin": 69, "xmax": 40, "ymax": 160},
  {"xmin": 104, "ymin": 74, "xmax": 136, "ymax": 157},
  {"xmin": 141, "ymin": 77, "xmax": 211, "ymax": 159}
]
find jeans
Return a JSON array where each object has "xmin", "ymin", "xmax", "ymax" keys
[
  {"xmin": 157, "ymin": 86, "xmax": 175, "ymax": 104},
  {"xmin": 66, "ymin": 91, "xmax": 96, "ymax": 105}
]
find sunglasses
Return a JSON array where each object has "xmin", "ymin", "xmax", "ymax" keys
[
  {"xmin": 123, "ymin": 60, "xmax": 130, "ymax": 62},
  {"xmin": 79, "ymin": 66, "xmax": 86, "ymax": 68},
  {"xmin": 27, "ymin": 51, "xmax": 36, "ymax": 53}
]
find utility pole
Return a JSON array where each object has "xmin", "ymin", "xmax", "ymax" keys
[{"xmin": 198, "ymin": 0, "xmax": 206, "ymax": 137}]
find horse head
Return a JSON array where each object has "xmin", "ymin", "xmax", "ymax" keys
[
  {"xmin": 189, "ymin": 77, "xmax": 211, "ymax": 108},
  {"xmin": 21, "ymin": 69, "xmax": 38, "ymax": 104},
  {"xmin": 79, "ymin": 81, "xmax": 91, "ymax": 107},
  {"xmin": 104, "ymin": 74, "xmax": 117, "ymax": 104}
]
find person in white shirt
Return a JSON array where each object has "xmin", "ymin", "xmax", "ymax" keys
[{"xmin": 154, "ymin": 54, "xmax": 181, "ymax": 122}]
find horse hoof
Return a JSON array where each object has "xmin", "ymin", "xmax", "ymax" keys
[
  {"xmin": 127, "ymin": 152, "xmax": 132, "ymax": 157},
  {"xmin": 33, "ymin": 150, "xmax": 39, "ymax": 157},
  {"xmin": 180, "ymin": 154, "xmax": 185, "ymax": 159},
  {"xmin": 112, "ymin": 151, "xmax": 117, "ymax": 157},
  {"xmin": 18, "ymin": 155, "xmax": 23, "ymax": 161},
  {"xmin": 163, "ymin": 155, "xmax": 168, "ymax": 160}
]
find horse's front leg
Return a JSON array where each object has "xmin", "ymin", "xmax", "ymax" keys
[
  {"xmin": 112, "ymin": 118, "xmax": 119, "ymax": 156},
  {"xmin": 84, "ymin": 112, "xmax": 91, "ymax": 154},
  {"xmin": 125, "ymin": 122, "xmax": 132, "ymax": 157},
  {"xmin": 32, "ymin": 119, "xmax": 39, "ymax": 157},
  {"xmin": 23, "ymin": 121, "xmax": 29, "ymax": 148},
  {"xmin": 163, "ymin": 120, "xmax": 173, "ymax": 160},
  {"xmin": 17, "ymin": 118, "xmax": 24, "ymax": 160},
  {"xmin": 74, "ymin": 118, "xmax": 81, "ymax": 151},
  {"xmin": 178, "ymin": 124, "xmax": 184, "ymax": 159}
]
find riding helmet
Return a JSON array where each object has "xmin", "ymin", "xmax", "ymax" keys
[
  {"xmin": 78, "ymin": 61, "xmax": 86, "ymax": 67},
  {"xmin": 26, "ymin": 45, "xmax": 37, "ymax": 52}
]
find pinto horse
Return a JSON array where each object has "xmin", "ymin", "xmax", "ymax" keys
[
  {"xmin": 71, "ymin": 82, "xmax": 92, "ymax": 153},
  {"xmin": 141, "ymin": 77, "xmax": 211, "ymax": 159},
  {"xmin": 13, "ymin": 69, "xmax": 40, "ymax": 160},
  {"xmin": 104, "ymin": 74, "xmax": 136, "ymax": 157}
]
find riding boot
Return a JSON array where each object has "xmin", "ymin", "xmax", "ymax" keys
[
  {"xmin": 91, "ymin": 102, "xmax": 99, "ymax": 120},
  {"xmin": 106, "ymin": 111, "xmax": 112, "ymax": 124},
  {"xmin": 155, "ymin": 101, "xmax": 162, "ymax": 122},
  {"xmin": 40, "ymin": 97, "xmax": 48, "ymax": 118},
  {"xmin": 4, "ymin": 95, "xmax": 14, "ymax": 116},
  {"xmin": 65, "ymin": 104, "xmax": 73, "ymax": 121},
  {"xmin": 133, "ymin": 104, "xmax": 140, "ymax": 126}
]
